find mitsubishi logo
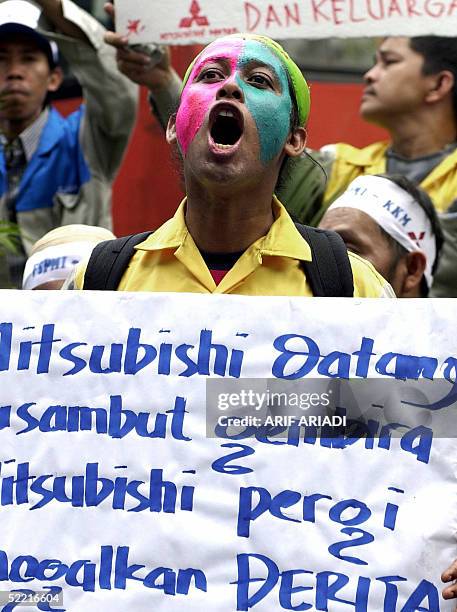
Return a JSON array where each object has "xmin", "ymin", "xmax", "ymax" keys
[{"xmin": 179, "ymin": 0, "xmax": 209, "ymax": 28}]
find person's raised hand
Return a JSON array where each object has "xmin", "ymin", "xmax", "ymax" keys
[{"xmin": 103, "ymin": 2, "xmax": 173, "ymax": 92}]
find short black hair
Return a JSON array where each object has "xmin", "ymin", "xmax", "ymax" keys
[
  {"xmin": 377, "ymin": 173, "xmax": 444, "ymax": 296},
  {"xmin": 409, "ymin": 37, "xmax": 457, "ymax": 120}
]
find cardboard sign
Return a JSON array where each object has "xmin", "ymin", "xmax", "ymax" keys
[
  {"xmin": 0, "ymin": 291, "xmax": 456, "ymax": 610},
  {"xmin": 115, "ymin": 0, "xmax": 457, "ymax": 45}
]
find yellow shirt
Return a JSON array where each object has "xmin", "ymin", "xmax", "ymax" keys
[
  {"xmin": 75, "ymin": 197, "xmax": 393, "ymax": 297},
  {"xmin": 324, "ymin": 141, "xmax": 457, "ymax": 213}
]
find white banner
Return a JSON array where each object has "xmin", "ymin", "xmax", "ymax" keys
[
  {"xmin": 0, "ymin": 291, "xmax": 456, "ymax": 611},
  {"xmin": 115, "ymin": 0, "xmax": 457, "ymax": 45}
]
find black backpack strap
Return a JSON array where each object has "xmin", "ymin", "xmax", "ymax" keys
[
  {"xmin": 83, "ymin": 231, "xmax": 153, "ymax": 290},
  {"xmin": 82, "ymin": 224, "xmax": 353, "ymax": 294},
  {"xmin": 294, "ymin": 223, "xmax": 354, "ymax": 297}
]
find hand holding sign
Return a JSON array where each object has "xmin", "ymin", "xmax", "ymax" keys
[
  {"xmin": 115, "ymin": 0, "xmax": 457, "ymax": 46},
  {"xmin": 442, "ymin": 560, "xmax": 457, "ymax": 608},
  {"xmin": 104, "ymin": 2, "xmax": 174, "ymax": 92}
]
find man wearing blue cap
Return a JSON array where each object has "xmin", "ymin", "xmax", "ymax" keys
[{"xmin": 0, "ymin": 0, "xmax": 137, "ymax": 286}]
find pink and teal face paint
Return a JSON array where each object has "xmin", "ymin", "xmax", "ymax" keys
[
  {"xmin": 176, "ymin": 38, "xmax": 243, "ymax": 158},
  {"xmin": 175, "ymin": 37, "xmax": 293, "ymax": 164}
]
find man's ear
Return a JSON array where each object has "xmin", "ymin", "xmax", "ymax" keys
[
  {"xmin": 166, "ymin": 113, "xmax": 178, "ymax": 145},
  {"xmin": 47, "ymin": 67, "xmax": 64, "ymax": 93},
  {"xmin": 401, "ymin": 251, "xmax": 427, "ymax": 297},
  {"xmin": 284, "ymin": 126, "xmax": 307, "ymax": 158},
  {"xmin": 425, "ymin": 69, "xmax": 454, "ymax": 104}
]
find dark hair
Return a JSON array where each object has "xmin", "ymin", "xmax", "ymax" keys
[
  {"xmin": 377, "ymin": 173, "xmax": 444, "ymax": 296},
  {"xmin": 409, "ymin": 37, "xmax": 457, "ymax": 120}
]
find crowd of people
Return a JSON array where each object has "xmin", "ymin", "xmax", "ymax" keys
[
  {"xmin": 1, "ymin": 0, "xmax": 455, "ymax": 300},
  {"xmin": 1, "ymin": 0, "xmax": 457, "ymax": 603}
]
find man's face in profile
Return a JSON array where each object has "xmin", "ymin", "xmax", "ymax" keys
[{"xmin": 360, "ymin": 36, "xmax": 428, "ymax": 127}]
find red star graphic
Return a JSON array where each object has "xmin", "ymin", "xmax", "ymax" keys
[{"xmin": 127, "ymin": 19, "xmax": 145, "ymax": 35}]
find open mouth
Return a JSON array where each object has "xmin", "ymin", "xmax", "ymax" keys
[{"xmin": 209, "ymin": 106, "xmax": 243, "ymax": 148}]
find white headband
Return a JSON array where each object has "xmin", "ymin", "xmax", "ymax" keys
[
  {"xmin": 329, "ymin": 175, "xmax": 436, "ymax": 288},
  {"xmin": 22, "ymin": 242, "xmax": 95, "ymax": 289}
]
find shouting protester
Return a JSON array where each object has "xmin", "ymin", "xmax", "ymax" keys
[
  {"xmin": 116, "ymin": 35, "xmax": 457, "ymax": 297},
  {"xmin": 68, "ymin": 33, "xmax": 392, "ymax": 298}
]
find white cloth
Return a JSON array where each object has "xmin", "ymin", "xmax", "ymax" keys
[
  {"xmin": 329, "ymin": 175, "xmax": 436, "ymax": 287},
  {"xmin": 22, "ymin": 242, "xmax": 96, "ymax": 289}
]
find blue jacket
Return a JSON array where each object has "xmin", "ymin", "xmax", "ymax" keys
[
  {"xmin": 0, "ymin": 0, "xmax": 138, "ymax": 260},
  {"xmin": 0, "ymin": 107, "xmax": 91, "ymax": 216}
]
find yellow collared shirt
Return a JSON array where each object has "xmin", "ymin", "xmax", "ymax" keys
[
  {"xmin": 74, "ymin": 197, "xmax": 393, "ymax": 297},
  {"xmin": 324, "ymin": 141, "xmax": 457, "ymax": 213}
]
